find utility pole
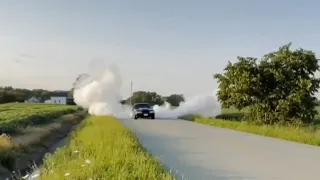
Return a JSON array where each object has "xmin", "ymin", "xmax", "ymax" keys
[{"xmin": 130, "ymin": 80, "xmax": 133, "ymax": 106}]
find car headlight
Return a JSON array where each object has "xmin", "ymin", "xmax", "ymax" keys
[{"xmin": 149, "ymin": 110, "xmax": 154, "ymax": 113}]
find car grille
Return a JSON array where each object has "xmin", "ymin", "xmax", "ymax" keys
[{"xmin": 142, "ymin": 110, "xmax": 149, "ymax": 114}]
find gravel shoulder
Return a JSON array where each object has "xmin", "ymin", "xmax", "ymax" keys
[{"xmin": 120, "ymin": 118, "xmax": 320, "ymax": 180}]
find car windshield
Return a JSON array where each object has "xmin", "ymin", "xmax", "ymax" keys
[{"xmin": 134, "ymin": 103, "xmax": 151, "ymax": 109}]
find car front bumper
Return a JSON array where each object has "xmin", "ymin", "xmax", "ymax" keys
[{"xmin": 135, "ymin": 112, "xmax": 155, "ymax": 118}]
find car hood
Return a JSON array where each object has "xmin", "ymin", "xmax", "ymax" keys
[{"xmin": 137, "ymin": 108, "xmax": 153, "ymax": 110}]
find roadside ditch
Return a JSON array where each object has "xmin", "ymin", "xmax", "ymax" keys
[{"xmin": 0, "ymin": 110, "xmax": 88, "ymax": 180}]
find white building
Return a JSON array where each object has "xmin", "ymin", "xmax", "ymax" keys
[
  {"xmin": 44, "ymin": 99, "xmax": 52, "ymax": 103},
  {"xmin": 45, "ymin": 96, "xmax": 67, "ymax": 104}
]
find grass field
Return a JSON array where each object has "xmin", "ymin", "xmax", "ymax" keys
[
  {"xmin": 40, "ymin": 116, "xmax": 175, "ymax": 180},
  {"xmin": 0, "ymin": 103, "xmax": 79, "ymax": 134},
  {"xmin": 182, "ymin": 107, "xmax": 320, "ymax": 146}
]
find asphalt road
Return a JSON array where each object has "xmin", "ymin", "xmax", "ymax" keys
[{"xmin": 120, "ymin": 118, "xmax": 320, "ymax": 180}]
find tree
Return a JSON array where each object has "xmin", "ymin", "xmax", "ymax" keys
[
  {"xmin": 166, "ymin": 94, "xmax": 185, "ymax": 106},
  {"xmin": 119, "ymin": 100, "xmax": 126, "ymax": 105},
  {"xmin": 214, "ymin": 43, "xmax": 320, "ymax": 125},
  {"xmin": 126, "ymin": 91, "xmax": 164, "ymax": 106}
]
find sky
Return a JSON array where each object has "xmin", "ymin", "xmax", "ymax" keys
[{"xmin": 0, "ymin": 0, "xmax": 320, "ymax": 99}]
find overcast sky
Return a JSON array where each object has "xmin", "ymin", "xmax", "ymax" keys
[{"xmin": 1, "ymin": 0, "xmax": 319, "ymax": 99}]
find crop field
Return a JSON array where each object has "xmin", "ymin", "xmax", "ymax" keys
[
  {"xmin": 182, "ymin": 107, "xmax": 320, "ymax": 147},
  {"xmin": 0, "ymin": 103, "xmax": 79, "ymax": 134},
  {"xmin": 40, "ymin": 116, "xmax": 175, "ymax": 180},
  {"xmin": 0, "ymin": 103, "xmax": 86, "ymax": 179}
]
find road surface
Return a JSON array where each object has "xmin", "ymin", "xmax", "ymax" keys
[{"xmin": 120, "ymin": 118, "xmax": 320, "ymax": 180}]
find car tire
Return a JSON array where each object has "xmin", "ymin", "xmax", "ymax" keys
[
  {"xmin": 132, "ymin": 113, "xmax": 138, "ymax": 120},
  {"xmin": 150, "ymin": 115, "xmax": 155, "ymax": 119}
]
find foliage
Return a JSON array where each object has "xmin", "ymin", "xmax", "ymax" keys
[
  {"xmin": 164, "ymin": 94, "xmax": 185, "ymax": 107},
  {"xmin": 40, "ymin": 116, "xmax": 175, "ymax": 180},
  {"xmin": 0, "ymin": 103, "xmax": 79, "ymax": 134},
  {"xmin": 125, "ymin": 91, "xmax": 165, "ymax": 106},
  {"xmin": 214, "ymin": 43, "xmax": 320, "ymax": 124}
]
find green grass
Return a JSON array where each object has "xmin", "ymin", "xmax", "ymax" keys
[
  {"xmin": 40, "ymin": 116, "xmax": 175, "ymax": 180},
  {"xmin": 0, "ymin": 103, "xmax": 80, "ymax": 134},
  {"xmin": 182, "ymin": 107, "xmax": 320, "ymax": 147},
  {"xmin": 192, "ymin": 116, "xmax": 320, "ymax": 146}
]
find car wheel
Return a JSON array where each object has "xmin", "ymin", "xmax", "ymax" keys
[{"xmin": 132, "ymin": 113, "xmax": 137, "ymax": 120}]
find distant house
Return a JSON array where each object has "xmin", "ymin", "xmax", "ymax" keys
[
  {"xmin": 44, "ymin": 96, "xmax": 67, "ymax": 104},
  {"xmin": 51, "ymin": 96, "xmax": 67, "ymax": 104},
  {"xmin": 25, "ymin": 96, "xmax": 40, "ymax": 103},
  {"xmin": 44, "ymin": 91, "xmax": 75, "ymax": 105}
]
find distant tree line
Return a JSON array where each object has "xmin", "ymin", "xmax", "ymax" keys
[
  {"xmin": 120, "ymin": 91, "xmax": 185, "ymax": 107},
  {"xmin": 0, "ymin": 86, "xmax": 71, "ymax": 104},
  {"xmin": 0, "ymin": 86, "xmax": 186, "ymax": 107}
]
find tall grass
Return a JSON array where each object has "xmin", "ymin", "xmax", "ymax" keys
[{"xmin": 40, "ymin": 116, "xmax": 175, "ymax": 180}]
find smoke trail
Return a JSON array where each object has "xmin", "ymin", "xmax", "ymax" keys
[
  {"xmin": 72, "ymin": 64, "xmax": 130, "ymax": 118},
  {"xmin": 153, "ymin": 93, "xmax": 221, "ymax": 119}
]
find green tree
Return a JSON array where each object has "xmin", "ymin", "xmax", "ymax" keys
[
  {"xmin": 166, "ymin": 94, "xmax": 185, "ymax": 106},
  {"xmin": 119, "ymin": 100, "xmax": 126, "ymax": 105},
  {"xmin": 214, "ymin": 43, "xmax": 320, "ymax": 125},
  {"xmin": 126, "ymin": 91, "xmax": 164, "ymax": 106}
]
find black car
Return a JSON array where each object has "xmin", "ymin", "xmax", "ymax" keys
[{"xmin": 131, "ymin": 103, "xmax": 155, "ymax": 119}]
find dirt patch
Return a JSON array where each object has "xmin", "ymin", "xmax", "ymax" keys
[{"xmin": 0, "ymin": 111, "xmax": 87, "ymax": 179}]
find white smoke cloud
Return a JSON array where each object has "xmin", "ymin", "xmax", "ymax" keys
[
  {"xmin": 72, "ymin": 63, "xmax": 221, "ymax": 119},
  {"xmin": 73, "ymin": 64, "xmax": 130, "ymax": 118},
  {"xmin": 153, "ymin": 93, "xmax": 221, "ymax": 119}
]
